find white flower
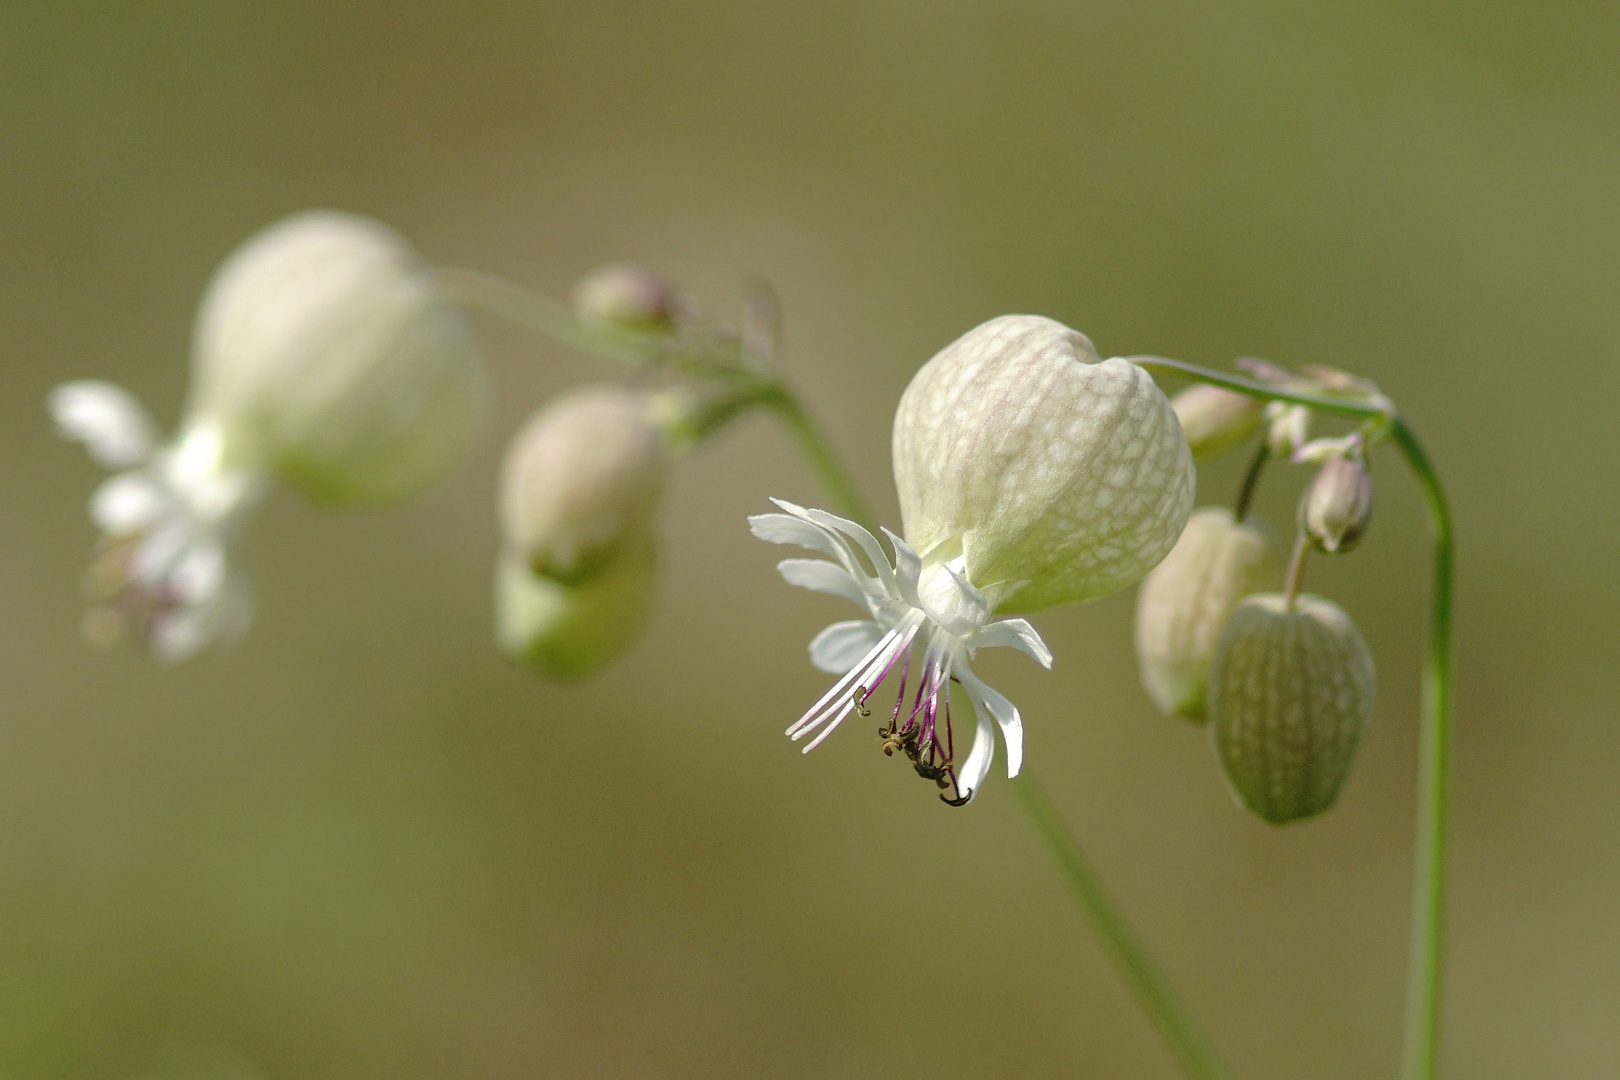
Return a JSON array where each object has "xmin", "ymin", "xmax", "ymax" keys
[
  {"xmin": 49, "ymin": 209, "xmax": 485, "ymax": 660},
  {"xmin": 751, "ymin": 499, "xmax": 1051, "ymax": 805},
  {"xmin": 51, "ymin": 382, "xmax": 261, "ymax": 662},
  {"xmin": 754, "ymin": 315, "xmax": 1195, "ymax": 804}
]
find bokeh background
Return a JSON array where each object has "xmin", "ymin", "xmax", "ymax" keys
[{"xmin": 1, "ymin": 2, "xmax": 1616, "ymax": 1077}]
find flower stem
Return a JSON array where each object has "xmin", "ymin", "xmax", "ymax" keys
[
  {"xmin": 1389, "ymin": 419, "xmax": 1453, "ymax": 1080},
  {"xmin": 1233, "ymin": 441, "xmax": 1270, "ymax": 521},
  {"xmin": 1011, "ymin": 773, "xmax": 1236, "ymax": 1080}
]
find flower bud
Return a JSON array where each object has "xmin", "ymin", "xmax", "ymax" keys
[
  {"xmin": 1208, "ymin": 593, "xmax": 1376, "ymax": 824},
  {"xmin": 499, "ymin": 385, "xmax": 668, "ymax": 584},
  {"xmin": 188, "ymin": 210, "xmax": 486, "ymax": 506},
  {"xmin": 1134, "ymin": 507, "xmax": 1282, "ymax": 719},
  {"xmin": 571, "ymin": 264, "xmax": 677, "ymax": 332},
  {"xmin": 1171, "ymin": 385, "xmax": 1264, "ymax": 461},
  {"xmin": 1300, "ymin": 453, "xmax": 1373, "ymax": 554},
  {"xmin": 1264, "ymin": 401, "xmax": 1310, "ymax": 457},
  {"xmin": 892, "ymin": 315, "xmax": 1195, "ymax": 613},
  {"xmin": 494, "ymin": 533, "xmax": 656, "ymax": 680}
]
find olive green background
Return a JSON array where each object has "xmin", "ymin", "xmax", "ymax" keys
[{"xmin": 1, "ymin": 3, "xmax": 1615, "ymax": 1077}]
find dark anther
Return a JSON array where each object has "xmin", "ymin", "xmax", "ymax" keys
[{"xmin": 940, "ymin": 791, "xmax": 972, "ymax": 807}]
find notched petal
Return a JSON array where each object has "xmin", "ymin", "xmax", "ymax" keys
[
  {"xmin": 50, "ymin": 381, "xmax": 160, "ymax": 468},
  {"xmin": 966, "ymin": 617, "xmax": 1053, "ymax": 668},
  {"xmin": 776, "ymin": 558, "xmax": 872, "ymax": 608},
  {"xmin": 808, "ymin": 619, "xmax": 886, "ymax": 674}
]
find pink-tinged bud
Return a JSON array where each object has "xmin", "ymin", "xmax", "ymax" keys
[
  {"xmin": 571, "ymin": 264, "xmax": 678, "ymax": 332},
  {"xmin": 1300, "ymin": 452, "xmax": 1373, "ymax": 554}
]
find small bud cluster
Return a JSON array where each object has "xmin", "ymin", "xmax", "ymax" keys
[{"xmin": 1139, "ymin": 359, "xmax": 1393, "ymax": 823}]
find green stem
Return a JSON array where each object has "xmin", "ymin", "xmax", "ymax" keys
[
  {"xmin": 1233, "ymin": 441, "xmax": 1270, "ymax": 521},
  {"xmin": 1390, "ymin": 419, "xmax": 1453, "ymax": 1080},
  {"xmin": 432, "ymin": 266, "xmax": 656, "ymax": 365},
  {"xmin": 1012, "ymin": 773, "xmax": 1236, "ymax": 1080},
  {"xmin": 1129, "ymin": 356, "xmax": 1394, "ymax": 422},
  {"xmin": 753, "ymin": 385, "xmax": 874, "ymax": 526}
]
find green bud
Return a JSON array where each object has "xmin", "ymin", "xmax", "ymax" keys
[
  {"xmin": 1171, "ymin": 384, "xmax": 1264, "ymax": 461},
  {"xmin": 498, "ymin": 385, "xmax": 667, "ymax": 584},
  {"xmin": 1300, "ymin": 453, "xmax": 1373, "ymax": 554},
  {"xmin": 571, "ymin": 264, "xmax": 678, "ymax": 332},
  {"xmin": 494, "ymin": 533, "xmax": 657, "ymax": 680},
  {"xmin": 1208, "ymin": 593, "xmax": 1376, "ymax": 825},
  {"xmin": 1134, "ymin": 507, "xmax": 1282, "ymax": 720}
]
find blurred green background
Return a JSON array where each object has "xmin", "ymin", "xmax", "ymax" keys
[{"xmin": 1, "ymin": 2, "xmax": 1616, "ymax": 1077}]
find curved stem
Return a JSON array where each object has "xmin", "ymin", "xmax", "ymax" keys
[
  {"xmin": 1129, "ymin": 356, "xmax": 1394, "ymax": 421},
  {"xmin": 1390, "ymin": 419, "xmax": 1453, "ymax": 1080},
  {"xmin": 431, "ymin": 266, "xmax": 655, "ymax": 365},
  {"xmin": 1012, "ymin": 773, "xmax": 1236, "ymax": 1080}
]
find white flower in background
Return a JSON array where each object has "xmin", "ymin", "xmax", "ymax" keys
[
  {"xmin": 49, "ymin": 210, "xmax": 486, "ymax": 660},
  {"xmin": 753, "ymin": 315, "xmax": 1195, "ymax": 804},
  {"xmin": 51, "ymin": 382, "xmax": 261, "ymax": 661}
]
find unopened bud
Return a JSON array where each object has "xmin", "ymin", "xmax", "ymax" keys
[
  {"xmin": 572, "ymin": 264, "xmax": 677, "ymax": 332},
  {"xmin": 1208, "ymin": 593, "xmax": 1376, "ymax": 824},
  {"xmin": 1171, "ymin": 385, "xmax": 1264, "ymax": 461},
  {"xmin": 1264, "ymin": 401, "xmax": 1310, "ymax": 457},
  {"xmin": 189, "ymin": 210, "xmax": 487, "ymax": 507},
  {"xmin": 499, "ymin": 385, "xmax": 667, "ymax": 584},
  {"xmin": 1300, "ymin": 452, "xmax": 1373, "ymax": 553},
  {"xmin": 1135, "ymin": 507, "xmax": 1282, "ymax": 719},
  {"xmin": 494, "ymin": 534, "xmax": 656, "ymax": 680}
]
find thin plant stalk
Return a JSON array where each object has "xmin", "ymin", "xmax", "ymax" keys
[
  {"xmin": 1389, "ymin": 419, "xmax": 1453, "ymax": 1080},
  {"xmin": 1012, "ymin": 772, "xmax": 1236, "ymax": 1080}
]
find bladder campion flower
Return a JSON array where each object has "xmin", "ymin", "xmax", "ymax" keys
[
  {"xmin": 753, "ymin": 315, "xmax": 1194, "ymax": 804},
  {"xmin": 50, "ymin": 210, "xmax": 485, "ymax": 660}
]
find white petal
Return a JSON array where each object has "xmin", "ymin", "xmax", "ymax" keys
[
  {"xmin": 754, "ymin": 503, "xmax": 885, "ymax": 596},
  {"xmin": 149, "ymin": 606, "xmax": 214, "ymax": 663},
  {"xmin": 169, "ymin": 541, "xmax": 227, "ymax": 606},
  {"xmin": 808, "ymin": 620, "xmax": 886, "ymax": 674},
  {"xmin": 89, "ymin": 474, "xmax": 169, "ymax": 533},
  {"xmin": 776, "ymin": 559, "xmax": 869, "ymax": 608},
  {"xmin": 804, "ymin": 507, "xmax": 892, "ymax": 583},
  {"xmin": 965, "ymin": 617, "xmax": 1053, "ymax": 668},
  {"xmin": 749, "ymin": 513, "xmax": 842, "ymax": 560},
  {"xmin": 880, "ymin": 528, "xmax": 923, "ymax": 605},
  {"xmin": 955, "ymin": 707, "xmax": 997, "ymax": 803},
  {"xmin": 959, "ymin": 665, "xmax": 1024, "ymax": 778},
  {"xmin": 49, "ymin": 381, "xmax": 159, "ymax": 467},
  {"xmin": 943, "ymin": 563, "xmax": 990, "ymax": 625},
  {"xmin": 128, "ymin": 521, "xmax": 190, "ymax": 587}
]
